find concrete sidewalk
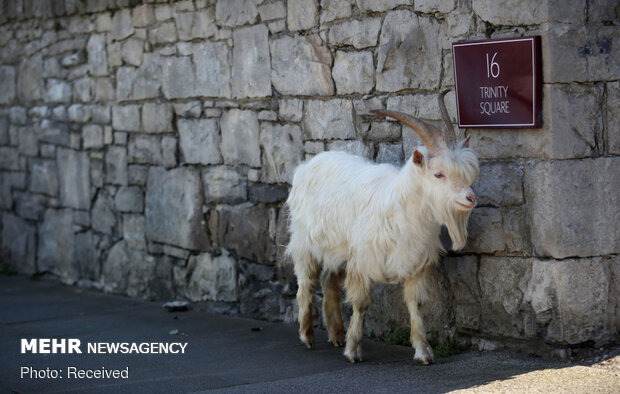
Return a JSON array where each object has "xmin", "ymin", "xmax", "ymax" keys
[{"xmin": 1, "ymin": 275, "xmax": 618, "ymax": 393}]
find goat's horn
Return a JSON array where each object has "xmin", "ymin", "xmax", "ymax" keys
[
  {"xmin": 371, "ymin": 109, "xmax": 445, "ymax": 156},
  {"xmin": 438, "ymin": 89, "xmax": 457, "ymax": 149}
]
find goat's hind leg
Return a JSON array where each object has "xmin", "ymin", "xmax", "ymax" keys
[
  {"xmin": 321, "ymin": 269, "xmax": 345, "ymax": 347},
  {"xmin": 343, "ymin": 271, "xmax": 371, "ymax": 363},
  {"xmin": 293, "ymin": 251, "xmax": 320, "ymax": 349},
  {"xmin": 403, "ymin": 272, "xmax": 435, "ymax": 365}
]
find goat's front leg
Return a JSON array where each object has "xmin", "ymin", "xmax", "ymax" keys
[
  {"xmin": 403, "ymin": 274, "xmax": 435, "ymax": 365},
  {"xmin": 343, "ymin": 271, "xmax": 371, "ymax": 363}
]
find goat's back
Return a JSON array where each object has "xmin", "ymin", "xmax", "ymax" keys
[{"xmin": 286, "ymin": 151, "xmax": 400, "ymax": 263}]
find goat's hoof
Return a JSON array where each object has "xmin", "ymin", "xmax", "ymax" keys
[
  {"xmin": 329, "ymin": 339, "xmax": 344, "ymax": 348},
  {"xmin": 413, "ymin": 346, "xmax": 435, "ymax": 365},
  {"xmin": 300, "ymin": 334, "xmax": 314, "ymax": 349},
  {"xmin": 344, "ymin": 347, "xmax": 363, "ymax": 363}
]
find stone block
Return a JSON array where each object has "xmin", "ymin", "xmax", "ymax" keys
[
  {"xmin": 376, "ymin": 11, "xmax": 442, "ymax": 92},
  {"xmin": 110, "ymin": 9, "xmax": 134, "ymax": 40},
  {"xmin": 0, "ymin": 117, "xmax": 7, "ymax": 146},
  {"xmin": 176, "ymin": 9, "xmax": 217, "ymax": 40},
  {"xmin": 142, "ymin": 103, "xmax": 173, "ymax": 133},
  {"xmin": 128, "ymin": 165, "xmax": 149, "ymax": 186},
  {"xmin": 303, "ymin": 99, "xmax": 356, "ymax": 140},
  {"xmin": 0, "ymin": 148, "xmax": 18, "ymax": 171},
  {"xmin": 57, "ymin": 148, "xmax": 90, "ymax": 210},
  {"xmin": 45, "ymin": 79, "xmax": 72, "ymax": 103},
  {"xmin": 524, "ymin": 257, "xmax": 613, "ymax": 344},
  {"xmin": 279, "ymin": 99, "xmax": 303, "ymax": 122},
  {"xmin": 173, "ymin": 101, "xmax": 202, "ymax": 118},
  {"xmin": 248, "ymin": 183, "xmax": 289, "ymax": 203},
  {"xmin": 91, "ymin": 106, "xmax": 111, "ymax": 124},
  {"xmin": 194, "ymin": 41, "xmax": 231, "ymax": 98},
  {"xmin": 320, "ymin": 0, "xmax": 352, "ymax": 23},
  {"xmin": 17, "ymin": 126, "xmax": 38, "ymax": 156},
  {"xmin": 525, "ymin": 157, "xmax": 619, "ymax": 258},
  {"xmin": 363, "ymin": 121, "xmax": 401, "ymax": 142},
  {"xmin": 328, "ymin": 18, "xmax": 382, "ymax": 49},
  {"xmin": 465, "ymin": 207, "xmax": 504, "ymax": 254},
  {"xmin": 202, "ymin": 166, "xmax": 247, "ymax": 204},
  {"xmin": 376, "ymin": 143, "xmax": 404, "ymax": 166},
  {"xmin": 161, "ymin": 136, "xmax": 177, "ymax": 169},
  {"xmin": 1, "ymin": 212, "xmax": 36, "ymax": 274},
  {"xmin": 162, "ymin": 56, "xmax": 196, "ymax": 99},
  {"xmin": 445, "ymin": 256, "xmax": 481, "ymax": 331},
  {"xmin": 326, "ymin": 140, "xmax": 373, "ymax": 159},
  {"xmin": 75, "ymin": 231, "xmax": 100, "ymax": 281},
  {"xmin": 119, "ymin": 53, "xmax": 162, "ymax": 100},
  {"xmin": 232, "ymin": 25, "xmax": 271, "ymax": 98},
  {"xmin": 177, "ymin": 118, "xmax": 222, "ymax": 165},
  {"xmin": 332, "ymin": 51, "xmax": 374, "ymax": 94},
  {"xmin": 128, "ymin": 135, "xmax": 165, "ymax": 165},
  {"xmin": 38, "ymin": 209, "xmax": 78, "ymax": 284},
  {"xmin": 270, "ymin": 35, "xmax": 334, "ymax": 96},
  {"xmin": 10, "ymin": 107, "xmax": 28, "ymax": 125},
  {"xmin": 146, "ymin": 166, "xmax": 208, "ymax": 250},
  {"xmin": 259, "ymin": 2, "xmax": 286, "ymax": 21},
  {"xmin": 29, "ymin": 159, "xmax": 58, "ymax": 196},
  {"xmin": 287, "ymin": 0, "xmax": 318, "ymax": 31},
  {"xmin": 73, "ymin": 78, "xmax": 92, "ymax": 103},
  {"xmin": 355, "ymin": 0, "xmax": 409, "ymax": 12},
  {"xmin": 123, "ymin": 214, "xmax": 146, "ymax": 250},
  {"xmin": 121, "ymin": 38, "xmax": 144, "ymax": 67},
  {"xmin": 115, "ymin": 186, "xmax": 143, "ymax": 213},
  {"xmin": 473, "ymin": 162, "xmax": 524, "ymax": 207},
  {"xmin": 82, "ymin": 125, "xmax": 103, "ymax": 149},
  {"xmin": 478, "ymin": 257, "xmax": 532, "ymax": 339},
  {"xmin": 503, "ymin": 208, "xmax": 530, "ymax": 255},
  {"xmin": 607, "ymin": 81, "xmax": 620, "ymax": 155},
  {"xmin": 148, "ymin": 21, "xmax": 177, "ymax": 44},
  {"xmin": 133, "ymin": 4, "xmax": 155, "ymax": 27},
  {"xmin": 112, "ymin": 105, "xmax": 140, "ymax": 132},
  {"xmin": 105, "ymin": 146, "xmax": 128, "ymax": 185},
  {"xmin": 15, "ymin": 192, "xmax": 46, "ymax": 221},
  {"xmin": 102, "ymin": 240, "xmax": 152, "ymax": 296},
  {"xmin": 473, "ymin": 0, "xmax": 583, "ymax": 26},
  {"xmin": 220, "ymin": 109, "xmax": 261, "ymax": 167},
  {"xmin": 87, "ymin": 34, "xmax": 108, "ymax": 76},
  {"xmin": 210, "ymin": 203, "xmax": 276, "ymax": 264},
  {"xmin": 92, "ymin": 191, "xmax": 117, "ymax": 235},
  {"xmin": 18, "ymin": 55, "xmax": 44, "ymax": 102},
  {"xmin": 415, "ymin": 0, "xmax": 455, "ymax": 13},
  {"xmin": 259, "ymin": 123, "xmax": 304, "ymax": 183},
  {"xmin": 186, "ymin": 251, "xmax": 238, "ymax": 302},
  {"xmin": 215, "ymin": 0, "xmax": 259, "ymax": 27},
  {"xmin": 0, "ymin": 66, "xmax": 16, "ymax": 104}
]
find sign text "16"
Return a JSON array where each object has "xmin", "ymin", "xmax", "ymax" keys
[{"xmin": 486, "ymin": 52, "xmax": 500, "ymax": 78}]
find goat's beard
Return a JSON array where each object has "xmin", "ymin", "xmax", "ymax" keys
[{"xmin": 443, "ymin": 209, "xmax": 471, "ymax": 251}]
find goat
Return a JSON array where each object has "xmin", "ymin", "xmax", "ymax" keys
[{"xmin": 285, "ymin": 90, "xmax": 479, "ymax": 365}]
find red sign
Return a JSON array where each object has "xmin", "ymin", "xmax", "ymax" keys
[{"xmin": 452, "ymin": 36, "xmax": 542, "ymax": 128}]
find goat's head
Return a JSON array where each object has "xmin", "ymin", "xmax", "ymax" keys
[{"xmin": 372, "ymin": 90, "xmax": 479, "ymax": 250}]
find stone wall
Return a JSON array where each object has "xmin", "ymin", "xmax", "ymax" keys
[{"xmin": 0, "ymin": 0, "xmax": 618, "ymax": 354}]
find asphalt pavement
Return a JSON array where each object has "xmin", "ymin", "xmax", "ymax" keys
[{"xmin": 1, "ymin": 275, "xmax": 618, "ymax": 393}]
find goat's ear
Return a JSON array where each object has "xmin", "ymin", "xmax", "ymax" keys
[
  {"xmin": 412, "ymin": 150, "xmax": 424, "ymax": 166},
  {"xmin": 458, "ymin": 135, "xmax": 471, "ymax": 148}
]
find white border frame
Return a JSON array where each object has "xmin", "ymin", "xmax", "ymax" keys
[{"xmin": 453, "ymin": 37, "xmax": 537, "ymax": 128}]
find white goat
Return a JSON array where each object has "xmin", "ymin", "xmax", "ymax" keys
[{"xmin": 285, "ymin": 90, "xmax": 479, "ymax": 365}]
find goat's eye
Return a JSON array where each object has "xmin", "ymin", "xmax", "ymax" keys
[{"xmin": 434, "ymin": 172, "xmax": 445, "ymax": 179}]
